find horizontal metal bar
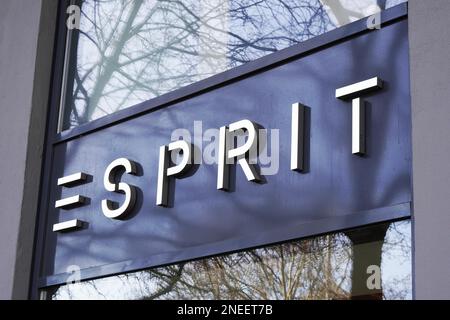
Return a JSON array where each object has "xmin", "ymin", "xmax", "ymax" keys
[
  {"xmin": 54, "ymin": 195, "xmax": 87, "ymax": 209},
  {"xmin": 53, "ymin": 219, "xmax": 84, "ymax": 232},
  {"xmin": 336, "ymin": 77, "xmax": 383, "ymax": 99},
  {"xmin": 53, "ymin": 3, "xmax": 407, "ymax": 145},
  {"xmin": 57, "ymin": 172, "xmax": 87, "ymax": 186},
  {"xmin": 39, "ymin": 202, "xmax": 411, "ymax": 288}
]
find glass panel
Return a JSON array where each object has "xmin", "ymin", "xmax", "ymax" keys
[
  {"xmin": 61, "ymin": 0, "xmax": 406, "ymax": 130},
  {"xmin": 48, "ymin": 220, "xmax": 411, "ymax": 300}
]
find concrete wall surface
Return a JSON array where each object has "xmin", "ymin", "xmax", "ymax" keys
[
  {"xmin": 0, "ymin": 0, "xmax": 57, "ymax": 299},
  {"xmin": 409, "ymin": 0, "xmax": 450, "ymax": 300}
]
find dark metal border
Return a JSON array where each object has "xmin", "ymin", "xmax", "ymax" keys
[
  {"xmin": 30, "ymin": 0, "xmax": 72, "ymax": 299},
  {"xmin": 33, "ymin": 3, "xmax": 409, "ymax": 293}
]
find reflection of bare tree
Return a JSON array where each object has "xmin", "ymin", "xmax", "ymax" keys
[
  {"xmin": 133, "ymin": 222, "xmax": 410, "ymax": 300},
  {"xmin": 66, "ymin": 0, "xmax": 337, "ymax": 128},
  {"xmin": 142, "ymin": 235, "xmax": 353, "ymax": 299},
  {"xmin": 64, "ymin": 0, "xmax": 405, "ymax": 129},
  {"xmin": 380, "ymin": 221, "xmax": 412, "ymax": 300},
  {"xmin": 101, "ymin": 233, "xmax": 354, "ymax": 300},
  {"xmin": 50, "ymin": 221, "xmax": 411, "ymax": 300}
]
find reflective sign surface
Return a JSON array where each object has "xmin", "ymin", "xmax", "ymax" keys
[{"xmin": 40, "ymin": 14, "xmax": 411, "ymax": 285}]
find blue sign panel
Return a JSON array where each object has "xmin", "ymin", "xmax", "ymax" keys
[{"xmin": 40, "ymin": 12, "xmax": 410, "ymax": 285}]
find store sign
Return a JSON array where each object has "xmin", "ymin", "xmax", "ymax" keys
[
  {"xmin": 53, "ymin": 77, "xmax": 384, "ymax": 227},
  {"xmin": 41, "ymin": 18, "xmax": 411, "ymax": 284}
]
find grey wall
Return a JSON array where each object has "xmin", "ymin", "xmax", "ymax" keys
[
  {"xmin": 0, "ymin": 0, "xmax": 57, "ymax": 299},
  {"xmin": 409, "ymin": 0, "xmax": 450, "ymax": 299}
]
